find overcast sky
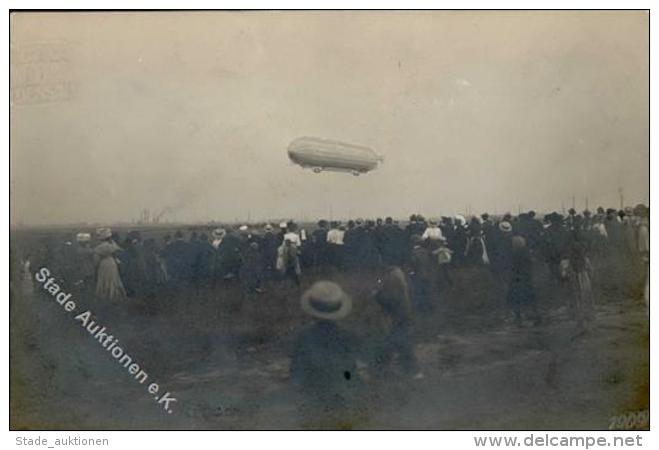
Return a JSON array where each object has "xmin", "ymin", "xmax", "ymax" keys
[{"xmin": 10, "ymin": 11, "xmax": 649, "ymax": 225}]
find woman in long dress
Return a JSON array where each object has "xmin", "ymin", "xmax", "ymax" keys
[{"xmin": 94, "ymin": 227, "xmax": 127, "ymax": 301}]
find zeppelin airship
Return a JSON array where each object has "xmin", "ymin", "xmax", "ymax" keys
[{"xmin": 287, "ymin": 136, "xmax": 383, "ymax": 176}]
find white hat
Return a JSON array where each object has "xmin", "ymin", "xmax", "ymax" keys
[
  {"xmin": 279, "ymin": 222, "xmax": 288, "ymax": 229},
  {"xmin": 454, "ymin": 215, "xmax": 466, "ymax": 226},
  {"xmin": 76, "ymin": 232, "xmax": 91, "ymax": 243},
  {"xmin": 212, "ymin": 228, "xmax": 226, "ymax": 239},
  {"xmin": 264, "ymin": 223, "xmax": 273, "ymax": 231},
  {"xmin": 301, "ymin": 281, "xmax": 352, "ymax": 321},
  {"xmin": 96, "ymin": 227, "xmax": 112, "ymax": 240},
  {"xmin": 239, "ymin": 225, "xmax": 249, "ymax": 232},
  {"xmin": 499, "ymin": 221, "xmax": 513, "ymax": 233}
]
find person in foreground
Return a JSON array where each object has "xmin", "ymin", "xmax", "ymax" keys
[{"xmin": 289, "ymin": 281, "xmax": 366, "ymax": 429}]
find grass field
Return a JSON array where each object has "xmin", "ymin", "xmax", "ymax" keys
[{"xmin": 9, "ymin": 228, "xmax": 650, "ymax": 430}]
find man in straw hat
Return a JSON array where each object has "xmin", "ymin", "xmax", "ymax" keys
[
  {"xmin": 211, "ymin": 228, "xmax": 226, "ymax": 250},
  {"xmin": 290, "ymin": 281, "xmax": 365, "ymax": 427},
  {"xmin": 489, "ymin": 220, "xmax": 514, "ymax": 292}
]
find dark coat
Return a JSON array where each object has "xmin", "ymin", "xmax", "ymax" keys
[
  {"xmin": 164, "ymin": 239, "xmax": 193, "ymax": 283},
  {"xmin": 290, "ymin": 321, "xmax": 363, "ymax": 407},
  {"xmin": 450, "ymin": 226, "xmax": 468, "ymax": 264},
  {"xmin": 379, "ymin": 224, "xmax": 407, "ymax": 266},
  {"xmin": 190, "ymin": 238, "xmax": 214, "ymax": 283},
  {"xmin": 542, "ymin": 224, "xmax": 569, "ymax": 264},
  {"xmin": 507, "ymin": 244, "xmax": 535, "ymax": 306},
  {"xmin": 214, "ymin": 233, "xmax": 243, "ymax": 278},
  {"xmin": 240, "ymin": 244, "xmax": 263, "ymax": 290},
  {"xmin": 410, "ymin": 246, "xmax": 435, "ymax": 282},
  {"xmin": 490, "ymin": 230, "xmax": 513, "ymax": 280},
  {"xmin": 358, "ymin": 227, "xmax": 381, "ymax": 269},
  {"xmin": 122, "ymin": 242, "xmax": 148, "ymax": 296},
  {"xmin": 343, "ymin": 227, "xmax": 360, "ymax": 268},
  {"xmin": 260, "ymin": 231, "xmax": 279, "ymax": 270},
  {"xmin": 312, "ymin": 228, "xmax": 329, "ymax": 266}
]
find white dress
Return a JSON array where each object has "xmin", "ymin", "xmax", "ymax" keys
[{"xmin": 94, "ymin": 241, "xmax": 127, "ymax": 301}]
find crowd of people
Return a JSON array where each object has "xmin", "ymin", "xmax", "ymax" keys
[
  {"xmin": 289, "ymin": 205, "xmax": 648, "ymax": 425},
  {"xmin": 38, "ymin": 205, "xmax": 646, "ymax": 311},
  {"xmin": 14, "ymin": 203, "xmax": 650, "ymax": 428}
]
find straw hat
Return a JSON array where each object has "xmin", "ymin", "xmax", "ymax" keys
[
  {"xmin": 96, "ymin": 227, "xmax": 112, "ymax": 240},
  {"xmin": 212, "ymin": 228, "xmax": 226, "ymax": 239},
  {"xmin": 301, "ymin": 281, "xmax": 352, "ymax": 321},
  {"xmin": 76, "ymin": 232, "xmax": 91, "ymax": 243},
  {"xmin": 499, "ymin": 221, "xmax": 513, "ymax": 233}
]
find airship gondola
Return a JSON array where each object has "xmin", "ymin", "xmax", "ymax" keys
[{"xmin": 287, "ymin": 136, "xmax": 383, "ymax": 176}]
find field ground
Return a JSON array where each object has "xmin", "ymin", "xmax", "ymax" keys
[{"xmin": 9, "ymin": 245, "xmax": 649, "ymax": 430}]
